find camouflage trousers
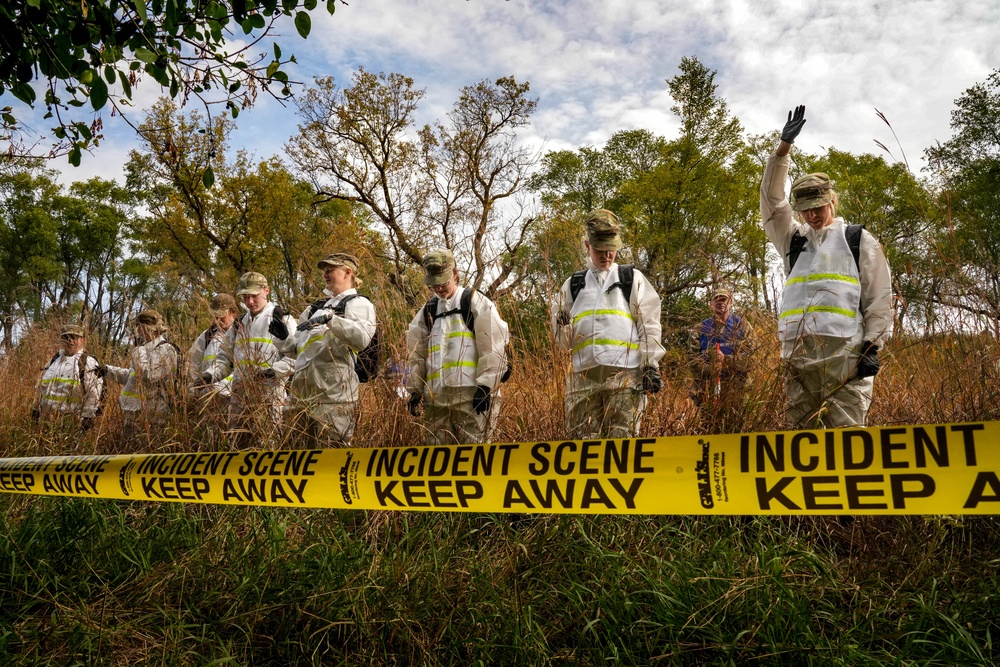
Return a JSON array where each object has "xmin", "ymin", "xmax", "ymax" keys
[
  {"xmin": 784, "ymin": 364, "xmax": 873, "ymax": 429},
  {"xmin": 565, "ymin": 366, "xmax": 646, "ymax": 440},
  {"xmin": 422, "ymin": 385, "xmax": 497, "ymax": 446}
]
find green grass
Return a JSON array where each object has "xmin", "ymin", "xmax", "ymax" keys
[
  {"xmin": 5, "ymin": 320, "xmax": 1000, "ymax": 664},
  {"xmin": 1, "ymin": 498, "xmax": 998, "ymax": 665}
]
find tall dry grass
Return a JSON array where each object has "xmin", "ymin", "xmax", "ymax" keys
[{"xmin": 4, "ymin": 308, "xmax": 1000, "ymax": 665}]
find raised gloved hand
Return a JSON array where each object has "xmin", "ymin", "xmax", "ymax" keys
[
  {"xmin": 408, "ymin": 392, "xmax": 422, "ymax": 417},
  {"xmin": 781, "ymin": 105, "xmax": 807, "ymax": 144},
  {"xmin": 268, "ymin": 305, "xmax": 289, "ymax": 340},
  {"xmin": 857, "ymin": 341, "xmax": 880, "ymax": 379},
  {"xmin": 556, "ymin": 310, "xmax": 571, "ymax": 326},
  {"xmin": 472, "ymin": 385, "xmax": 492, "ymax": 415},
  {"xmin": 297, "ymin": 309, "xmax": 333, "ymax": 332},
  {"xmin": 641, "ymin": 366, "xmax": 663, "ymax": 394}
]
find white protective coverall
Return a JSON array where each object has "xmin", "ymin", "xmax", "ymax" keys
[
  {"xmin": 553, "ymin": 260, "xmax": 665, "ymax": 439},
  {"xmin": 290, "ymin": 289, "xmax": 376, "ymax": 445},
  {"xmin": 213, "ymin": 303, "xmax": 297, "ymax": 442},
  {"xmin": 35, "ymin": 349, "xmax": 104, "ymax": 423},
  {"xmin": 761, "ymin": 152, "xmax": 894, "ymax": 428},
  {"xmin": 406, "ymin": 287, "xmax": 510, "ymax": 445},
  {"xmin": 188, "ymin": 325, "xmax": 233, "ymax": 398},
  {"xmin": 105, "ymin": 335, "xmax": 179, "ymax": 422}
]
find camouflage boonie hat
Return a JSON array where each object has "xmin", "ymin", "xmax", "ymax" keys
[
  {"xmin": 60, "ymin": 324, "xmax": 85, "ymax": 338},
  {"xmin": 136, "ymin": 309, "xmax": 166, "ymax": 330},
  {"xmin": 236, "ymin": 271, "xmax": 269, "ymax": 296},
  {"xmin": 317, "ymin": 253, "xmax": 360, "ymax": 274},
  {"xmin": 791, "ymin": 173, "xmax": 835, "ymax": 211},
  {"xmin": 585, "ymin": 209, "xmax": 623, "ymax": 251},
  {"xmin": 210, "ymin": 293, "xmax": 238, "ymax": 317},
  {"xmin": 711, "ymin": 286, "xmax": 733, "ymax": 301},
  {"xmin": 422, "ymin": 249, "xmax": 456, "ymax": 286}
]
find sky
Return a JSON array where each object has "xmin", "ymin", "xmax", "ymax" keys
[{"xmin": 28, "ymin": 0, "xmax": 1000, "ymax": 186}]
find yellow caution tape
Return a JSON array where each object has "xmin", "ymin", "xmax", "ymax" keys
[{"xmin": 2, "ymin": 422, "xmax": 999, "ymax": 514}]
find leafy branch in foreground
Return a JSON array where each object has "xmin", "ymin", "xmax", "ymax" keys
[{"xmin": 0, "ymin": 0, "xmax": 345, "ymax": 165}]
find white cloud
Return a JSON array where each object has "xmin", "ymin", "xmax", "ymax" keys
[{"xmin": 27, "ymin": 0, "xmax": 1000, "ymax": 187}]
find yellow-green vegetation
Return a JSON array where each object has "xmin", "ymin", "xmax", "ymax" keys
[{"xmin": 3, "ymin": 313, "xmax": 1000, "ymax": 665}]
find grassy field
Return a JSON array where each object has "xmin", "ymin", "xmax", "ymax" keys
[{"xmin": 2, "ymin": 315, "xmax": 1000, "ymax": 665}]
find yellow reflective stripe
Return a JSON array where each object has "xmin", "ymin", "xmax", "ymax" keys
[
  {"xmin": 786, "ymin": 273, "xmax": 859, "ymax": 286},
  {"xmin": 427, "ymin": 371, "xmax": 440, "ymax": 382},
  {"xmin": 236, "ymin": 359, "xmax": 271, "ymax": 368},
  {"xmin": 446, "ymin": 331, "xmax": 474, "ymax": 339},
  {"xmin": 40, "ymin": 377, "xmax": 80, "ymax": 386},
  {"xmin": 572, "ymin": 309, "xmax": 633, "ymax": 325},
  {"xmin": 241, "ymin": 338, "xmax": 276, "ymax": 345},
  {"xmin": 442, "ymin": 361, "xmax": 477, "ymax": 370},
  {"xmin": 427, "ymin": 345, "xmax": 441, "ymax": 354},
  {"xmin": 122, "ymin": 390, "xmax": 145, "ymax": 400},
  {"xmin": 780, "ymin": 305, "xmax": 856, "ymax": 319},
  {"xmin": 806, "ymin": 305, "xmax": 856, "ymax": 318},
  {"xmin": 42, "ymin": 394, "xmax": 80, "ymax": 403},
  {"xmin": 202, "ymin": 354, "xmax": 217, "ymax": 362},
  {"xmin": 572, "ymin": 338, "xmax": 640, "ymax": 354},
  {"xmin": 298, "ymin": 334, "xmax": 325, "ymax": 351}
]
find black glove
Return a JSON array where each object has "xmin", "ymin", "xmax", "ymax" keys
[
  {"xmin": 258, "ymin": 368, "xmax": 277, "ymax": 380},
  {"xmin": 31, "ymin": 407, "xmax": 40, "ymax": 424},
  {"xmin": 408, "ymin": 392, "xmax": 422, "ymax": 417},
  {"xmin": 781, "ymin": 105, "xmax": 807, "ymax": 144},
  {"xmin": 81, "ymin": 417, "xmax": 94, "ymax": 432},
  {"xmin": 268, "ymin": 305, "xmax": 289, "ymax": 340},
  {"xmin": 641, "ymin": 366, "xmax": 663, "ymax": 394},
  {"xmin": 472, "ymin": 385, "xmax": 491, "ymax": 415},
  {"xmin": 297, "ymin": 310, "xmax": 333, "ymax": 332},
  {"xmin": 857, "ymin": 341, "xmax": 880, "ymax": 379},
  {"xmin": 556, "ymin": 310, "xmax": 571, "ymax": 326},
  {"xmin": 95, "ymin": 363, "xmax": 107, "ymax": 379},
  {"xmin": 201, "ymin": 371, "xmax": 215, "ymax": 385}
]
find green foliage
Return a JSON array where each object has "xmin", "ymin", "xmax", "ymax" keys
[
  {"xmin": 0, "ymin": 0, "xmax": 342, "ymax": 161},
  {"xmin": 925, "ymin": 68, "xmax": 1000, "ymax": 326}
]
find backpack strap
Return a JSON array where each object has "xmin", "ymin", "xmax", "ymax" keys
[
  {"xmin": 846, "ymin": 224, "xmax": 863, "ymax": 272},
  {"xmin": 332, "ymin": 293, "xmax": 362, "ymax": 317},
  {"xmin": 608, "ymin": 264, "xmax": 634, "ymax": 299},
  {"xmin": 305, "ymin": 297, "xmax": 331, "ymax": 319},
  {"xmin": 425, "ymin": 289, "xmax": 477, "ymax": 333},
  {"xmin": 787, "ymin": 230, "xmax": 807, "ymax": 271},
  {"xmin": 422, "ymin": 297, "xmax": 437, "ymax": 332},
  {"xmin": 42, "ymin": 351, "xmax": 60, "ymax": 372},
  {"xmin": 569, "ymin": 270, "xmax": 588, "ymax": 302}
]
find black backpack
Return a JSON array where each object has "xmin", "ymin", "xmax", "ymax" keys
[
  {"xmin": 569, "ymin": 264, "xmax": 635, "ymax": 302},
  {"xmin": 422, "ymin": 289, "xmax": 513, "ymax": 383},
  {"xmin": 305, "ymin": 294, "xmax": 382, "ymax": 383}
]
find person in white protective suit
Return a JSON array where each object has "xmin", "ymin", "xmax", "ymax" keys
[
  {"xmin": 552, "ymin": 209, "xmax": 665, "ymax": 439},
  {"xmin": 290, "ymin": 253, "xmax": 376, "ymax": 446},
  {"xmin": 761, "ymin": 105, "xmax": 893, "ymax": 428},
  {"xmin": 213, "ymin": 271, "xmax": 297, "ymax": 448},
  {"xmin": 32, "ymin": 323, "xmax": 105, "ymax": 433},
  {"xmin": 104, "ymin": 309, "xmax": 180, "ymax": 437},
  {"xmin": 188, "ymin": 293, "xmax": 239, "ymax": 431},
  {"xmin": 406, "ymin": 249, "xmax": 511, "ymax": 445}
]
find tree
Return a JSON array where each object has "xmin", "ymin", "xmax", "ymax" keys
[
  {"xmin": 0, "ymin": 0, "xmax": 343, "ymax": 164},
  {"xmin": 924, "ymin": 69, "xmax": 1000, "ymax": 329},
  {"xmin": 126, "ymin": 98, "xmax": 376, "ymax": 309},
  {"xmin": 289, "ymin": 69, "xmax": 540, "ymax": 300}
]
